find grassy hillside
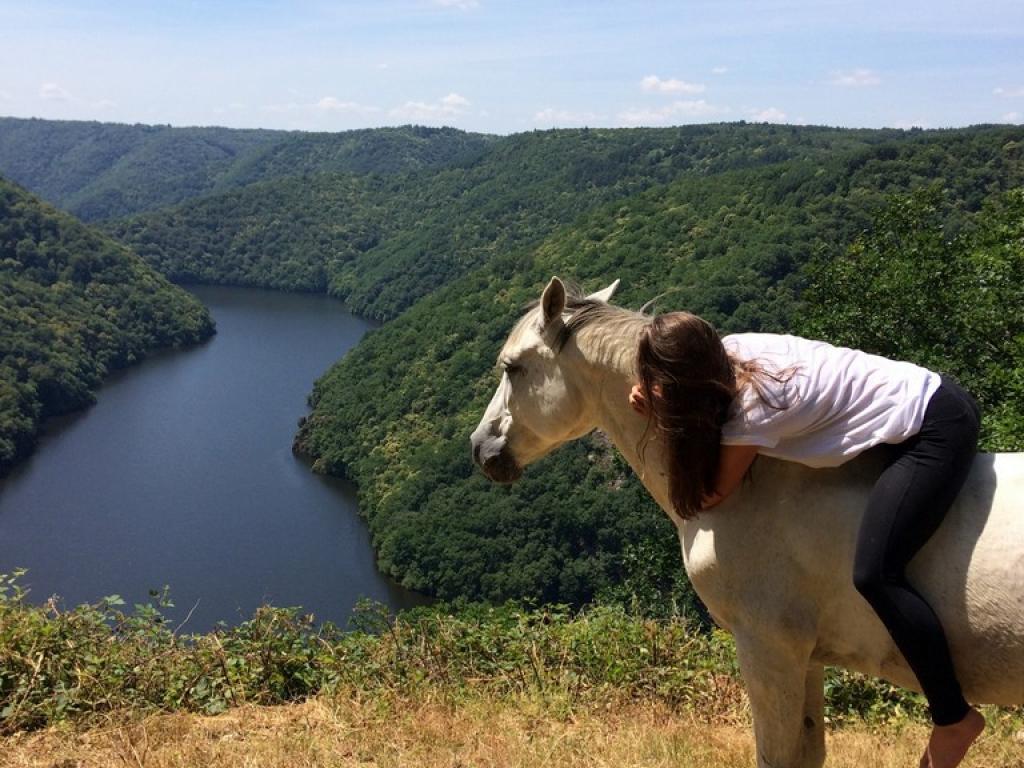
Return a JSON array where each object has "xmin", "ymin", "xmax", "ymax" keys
[
  {"xmin": 0, "ymin": 176, "xmax": 214, "ymax": 474},
  {"xmin": 293, "ymin": 126, "xmax": 1024, "ymax": 606},
  {"xmin": 13, "ymin": 698, "xmax": 1024, "ymax": 768},
  {"xmin": 1, "ymin": 581, "xmax": 1021, "ymax": 764},
  {"xmin": 0, "ymin": 117, "xmax": 492, "ymax": 221}
]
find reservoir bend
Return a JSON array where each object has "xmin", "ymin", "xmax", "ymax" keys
[{"xmin": 0, "ymin": 285, "xmax": 426, "ymax": 631}]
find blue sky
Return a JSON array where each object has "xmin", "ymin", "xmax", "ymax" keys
[{"xmin": 2, "ymin": 0, "xmax": 1022, "ymax": 134}]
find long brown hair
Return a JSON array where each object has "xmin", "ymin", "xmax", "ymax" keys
[{"xmin": 637, "ymin": 312, "xmax": 786, "ymax": 519}]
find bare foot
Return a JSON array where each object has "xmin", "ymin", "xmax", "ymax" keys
[{"xmin": 920, "ymin": 707, "xmax": 985, "ymax": 768}]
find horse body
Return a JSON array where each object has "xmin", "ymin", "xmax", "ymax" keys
[
  {"xmin": 677, "ymin": 452, "xmax": 1024, "ymax": 704},
  {"xmin": 471, "ymin": 277, "xmax": 1024, "ymax": 767}
]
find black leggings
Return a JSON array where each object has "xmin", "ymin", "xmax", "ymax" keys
[{"xmin": 852, "ymin": 376, "xmax": 980, "ymax": 726}]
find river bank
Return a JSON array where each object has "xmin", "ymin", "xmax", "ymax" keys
[{"xmin": 0, "ymin": 286, "xmax": 423, "ymax": 630}]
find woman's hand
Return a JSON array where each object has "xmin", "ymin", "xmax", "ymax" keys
[
  {"xmin": 629, "ymin": 383, "xmax": 649, "ymax": 415},
  {"xmin": 701, "ymin": 491, "xmax": 725, "ymax": 509},
  {"xmin": 704, "ymin": 444, "xmax": 760, "ymax": 509}
]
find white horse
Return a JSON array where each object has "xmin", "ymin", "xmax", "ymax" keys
[{"xmin": 470, "ymin": 277, "xmax": 1024, "ymax": 768}]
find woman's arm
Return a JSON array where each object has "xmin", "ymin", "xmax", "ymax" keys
[
  {"xmin": 702, "ymin": 444, "xmax": 759, "ymax": 508},
  {"xmin": 630, "ymin": 383, "xmax": 757, "ymax": 509}
]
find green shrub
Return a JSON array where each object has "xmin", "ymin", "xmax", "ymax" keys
[{"xmin": 1, "ymin": 571, "xmax": 978, "ymax": 735}]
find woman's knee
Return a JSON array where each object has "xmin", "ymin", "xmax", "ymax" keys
[{"xmin": 852, "ymin": 560, "xmax": 887, "ymax": 604}]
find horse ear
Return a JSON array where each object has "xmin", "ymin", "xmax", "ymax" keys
[
  {"xmin": 587, "ymin": 279, "xmax": 620, "ymax": 304},
  {"xmin": 541, "ymin": 276, "xmax": 566, "ymax": 326}
]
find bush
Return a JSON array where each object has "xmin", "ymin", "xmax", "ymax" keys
[{"xmin": 0, "ymin": 572, "xmax": 963, "ymax": 735}]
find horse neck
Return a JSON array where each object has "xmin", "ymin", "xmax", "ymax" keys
[{"xmin": 571, "ymin": 319, "xmax": 677, "ymax": 520}]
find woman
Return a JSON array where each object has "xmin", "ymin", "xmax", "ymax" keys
[{"xmin": 629, "ymin": 311, "xmax": 984, "ymax": 768}]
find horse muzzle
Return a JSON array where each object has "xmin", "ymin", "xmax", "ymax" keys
[{"xmin": 470, "ymin": 433, "xmax": 524, "ymax": 484}]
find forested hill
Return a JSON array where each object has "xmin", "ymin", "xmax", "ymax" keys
[
  {"xmin": 293, "ymin": 126, "xmax": 1024, "ymax": 607},
  {"xmin": 110, "ymin": 124, "xmax": 915, "ymax": 319},
  {"xmin": 0, "ymin": 117, "xmax": 493, "ymax": 221},
  {"xmin": 0, "ymin": 176, "xmax": 214, "ymax": 475}
]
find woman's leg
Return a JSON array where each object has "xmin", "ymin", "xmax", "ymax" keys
[{"xmin": 852, "ymin": 377, "xmax": 980, "ymax": 725}]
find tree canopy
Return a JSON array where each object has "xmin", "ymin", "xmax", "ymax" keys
[{"xmin": 0, "ymin": 118, "xmax": 493, "ymax": 221}]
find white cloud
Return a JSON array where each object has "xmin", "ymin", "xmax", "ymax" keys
[
  {"xmin": 316, "ymin": 96, "xmax": 380, "ymax": 114},
  {"xmin": 618, "ymin": 99, "xmax": 727, "ymax": 126},
  {"xmin": 391, "ymin": 92, "xmax": 471, "ymax": 122},
  {"xmin": 1001, "ymin": 111, "xmax": 1021, "ymax": 123},
  {"xmin": 441, "ymin": 92, "xmax": 469, "ymax": 110},
  {"xmin": 994, "ymin": 86, "xmax": 1024, "ymax": 97},
  {"xmin": 258, "ymin": 99, "xmax": 373, "ymax": 129},
  {"xmin": 36, "ymin": 83, "xmax": 117, "ymax": 115},
  {"xmin": 829, "ymin": 68, "xmax": 881, "ymax": 87},
  {"xmin": 40, "ymin": 82, "xmax": 73, "ymax": 102},
  {"xmin": 262, "ymin": 97, "xmax": 380, "ymax": 118},
  {"xmin": 751, "ymin": 106, "xmax": 786, "ymax": 123},
  {"xmin": 830, "ymin": 68, "xmax": 881, "ymax": 87},
  {"xmin": 641, "ymin": 75, "xmax": 705, "ymax": 95},
  {"xmin": 533, "ymin": 107, "xmax": 602, "ymax": 126},
  {"xmin": 0, "ymin": 90, "xmax": 11, "ymax": 101},
  {"xmin": 893, "ymin": 118, "xmax": 930, "ymax": 129},
  {"xmin": 711, "ymin": 66, "xmax": 729, "ymax": 75},
  {"xmin": 432, "ymin": 0, "xmax": 479, "ymax": 8}
]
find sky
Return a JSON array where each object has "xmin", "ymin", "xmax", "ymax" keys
[{"xmin": 1, "ymin": 0, "xmax": 1023, "ymax": 135}]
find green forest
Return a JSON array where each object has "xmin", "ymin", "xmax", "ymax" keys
[
  {"xmin": 0, "ymin": 176, "xmax": 214, "ymax": 474},
  {"xmin": 293, "ymin": 126, "xmax": 1024, "ymax": 609},
  {"xmin": 0, "ymin": 118, "xmax": 493, "ymax": 222},
  {"xmin": 108, "ymin": 123, "xmax": 933, "ymax": 320},
  {"xmin": 1, "ymin": 118, "xmax": 1022, "ymax": 614}
]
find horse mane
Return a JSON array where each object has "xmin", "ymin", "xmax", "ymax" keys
[{"xmin": 521, "ymin": 282, "xmax": 651, "ymax": 372}]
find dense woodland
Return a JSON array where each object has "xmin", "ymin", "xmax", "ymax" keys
[
  {"xmin": 110, "ymin": 124, "xmax": 922, "ymax": 320},
  {"xmin": 1, "ymin": 118, "xmax": 1022, "ymax": 613},
  {"xmin": 294, "ymin": 127, "xmax": 1024, "ymax": 609},
  {"xmin": 0, "ymin": 118, "xmax": 492, "ymax": 221},
  {"xmin": 0, "ymin": 176, "xmax": 214, "ymax": 475}
]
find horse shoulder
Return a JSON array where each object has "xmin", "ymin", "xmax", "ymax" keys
[{"xmin": 678, "ymin": 456, "xmax": 848, "ymax": 637}]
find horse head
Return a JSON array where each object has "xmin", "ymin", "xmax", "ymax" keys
[{"xmin": 470, "ymin": 276, "xmax": 622, "ymax": 483}]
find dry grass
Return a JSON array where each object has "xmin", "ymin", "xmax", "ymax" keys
[{"xmin": 4, "ymin": 693, "xmax": 1022, "ymax": 768}]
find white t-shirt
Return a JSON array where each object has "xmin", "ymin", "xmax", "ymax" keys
[{"xmin": 720, "ymin": 333, "xmax": 941, "ymax": 468}]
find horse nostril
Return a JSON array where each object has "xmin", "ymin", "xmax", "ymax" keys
[{"xmin": 472, "ymin": 441, "xmax": 482, "ymax": 466}]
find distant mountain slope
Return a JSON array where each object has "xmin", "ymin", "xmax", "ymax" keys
[
  {"xmin": 0, "ymin": 118, "xmax": 276, "ymax": 220},
  {"xmin": 0, "ymin": 117, "xmax": 494, "ymax": 221},
  {"xmin": 0, "ymin": 176, "xmax": 214, "ymax": 474},
  {"xmin": 111, "ymin": 123, "xmax": 905, "ymax": 319},
  {"xmin": 214, "ymin": 125, "xmax": 495, "ymax": 184}
]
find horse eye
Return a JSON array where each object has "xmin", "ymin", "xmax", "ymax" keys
[{"xmin": 504, "ymin": 363, "xmax": 523, "ymax": 376}]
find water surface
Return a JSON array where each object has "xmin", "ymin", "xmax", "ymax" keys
[{"xmin": 0, "ymin": 285, "xmax": 426, "ymax": 631}]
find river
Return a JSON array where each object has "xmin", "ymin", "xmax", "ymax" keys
[{"xmin": 0, "ymin": 285, "xmax": 427, "ymax": 631}]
